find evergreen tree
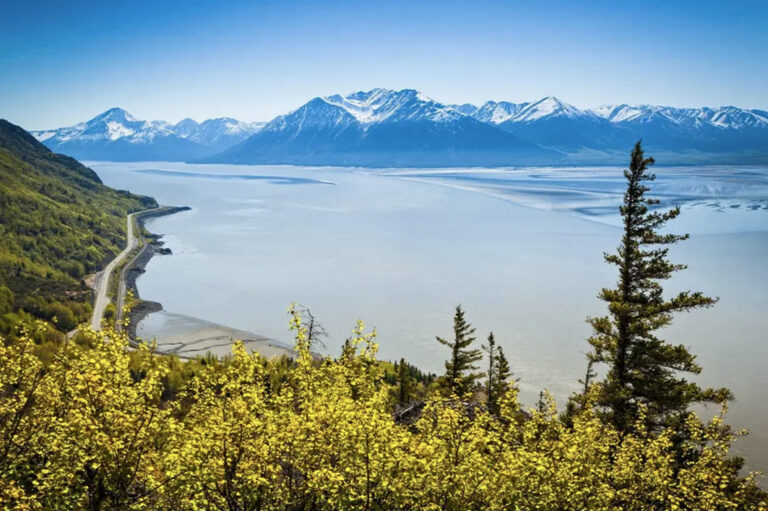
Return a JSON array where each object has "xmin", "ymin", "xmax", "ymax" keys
[
  {"xmin": 482, "ymin": 334, "xmax": 514, "ymax": 415},
  {"xmin": 436, "ymin": 305, "xmax": 482, "ymax": 396},
  {"xmin": 482, "ymin": 332, "xmax": 498, "ymax": 412},
  {"xmin": 588, "ymin": 141, "xmax": 731, "ymax": 433},
  {"xmin": 561, "ymin": 357, "xmax": 597, "ymax": 427},
  {"xmin": 492, "ymin": 346, "xmax": 512, "ymax": 411},
  {"xmin": 397, "ymin": 357, "xmax": 413, "ymax": 404}
]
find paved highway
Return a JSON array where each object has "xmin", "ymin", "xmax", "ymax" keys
[{"xmin": 89, "ymin": 208, "xmax": 158, "ymax": 331}]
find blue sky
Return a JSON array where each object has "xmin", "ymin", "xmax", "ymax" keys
[{"xmin": 1, "ymin": 0, "xmax": 767, "ymax": 130}]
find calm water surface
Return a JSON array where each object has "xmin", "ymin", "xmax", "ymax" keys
[{"xmin": 91, "ymin": 162, "xmax": 768, "ymax": 473}]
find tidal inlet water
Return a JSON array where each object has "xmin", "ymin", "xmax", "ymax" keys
[{"xmin": 91, "ymin": 162, "xmax": 768, "ymax": 472}]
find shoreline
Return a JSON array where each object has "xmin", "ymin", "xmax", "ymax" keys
[
  {"xmin": 121, "ymin": 206, "xmax": 191, "ymax": 338},
  {"xmin": 122, "ymin": 207, "xmax": 295, "ymax": 360}
]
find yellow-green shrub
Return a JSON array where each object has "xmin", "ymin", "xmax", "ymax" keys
[{"xmin": 0, "ymin": 311, "xmax": 764, "ymax": 510}]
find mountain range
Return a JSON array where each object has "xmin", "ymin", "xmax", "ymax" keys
[
  {"xmin": 209, "ymin": 89, "xmax": 556, "ymax": 166},
  {"xmin": 30, "ymin": 89, "xmax": 768, "ymax": 166},
  {"xmin": 457, "ymin": 97, "xmax": 768, "ymax": 161},
  {"xmin": 32, "ymin": 108, "xmax": 264, "ymax": 161}
]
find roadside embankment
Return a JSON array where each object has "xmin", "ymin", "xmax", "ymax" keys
[{"xmin": 116, "ymin": 206, "xmax": 191, "ymax": 333}]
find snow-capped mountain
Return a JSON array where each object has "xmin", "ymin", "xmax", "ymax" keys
[
  {"xmin": 172, "ymin": 117, "xmax": 264, "ymax": 152},
  {"xmin": 35, "ymin": 108, "xmax": 173, "ymax": 144},
  {"xmin": 467, "ymin": 98, "xmax": 768, "ymax": 131},
  {"xmin": 322, "ymin": 88, "xmax": 465, "ymax": 124},
  {"xmin": 468, "ymin": 97, "xmax": 595, "ymax": 125},
  {"xmin": 209, "ymin": 89, "xmax": 558, "ymax": 167},
  {"xmin": 512, "ymin": 97, "xmax": 593, "ymax": 123},
  {"xmin": 29, "ymin": 92, "xmax": 768, "ymax": 165},
  {"xmin": 449, "ymin": 103, "xmax": 480, "ymax": 116},
  {"xmin": 31, "ymin": 108, "xmax": 263, "ymax": 161},
  {"xmin": 459, "ymin": 97, "xmax": 768, "ymax": 158},
  {"xmin": 466, "ymin": 97, "xmax": 622, "ymax": 151},
  {"xmin": 469, "ymin": 101, "xmax": 528, "ymax": 124},
  {"xmin": 584, "ymin": 104, "xmax": 768, "ymax": 155},
  {"xmin": 591, "ymin": 104, "xmax": 768, "ymax": 129}
]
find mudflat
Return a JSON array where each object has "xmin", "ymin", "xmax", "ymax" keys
[{"xmin": 136, "ymin": 310, "xmax": 293, "ymax": 359}]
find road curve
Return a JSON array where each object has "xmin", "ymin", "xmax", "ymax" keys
[{"xmin": 90, "ymin": 208, "xmax": 159, "ymax": 331}]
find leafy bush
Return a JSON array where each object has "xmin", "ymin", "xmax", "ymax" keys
[{"xmin": 0, "ymin": 312, "xmax": 764, "ymax": 510}]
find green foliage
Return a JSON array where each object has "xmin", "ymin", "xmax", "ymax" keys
[
  {"xmin": 0, "ymin": 120, "xmax": 156, "ymax": 335},
  {"xmin": 483, "ymin": 332, "xmax": 497, "ymax": 408},
  {"xmin": 482, "ymin": 332, "xmax": 514, "ymax": 414},
  {"xmin": 382, "ymin": 358, "xmax": 435, "ymax": 404},
  {"xmin": 436, "ymin": 305, "xmax": 483, "ymax": 396},
  {"xmin": 0, "ymin": 317, "xmax": 764, "ymax": 510},
  {"xmin": 493, "ymin": 346, "xmax": 513, "ymax": 410},
  {"xmin": 0, "ymin": 286, "xmax": 12, "ymax": 311},
  {"xmin": 397, "ymin": 357, "xmax": 412, "ymax": 403},
  {"xmin": 587, "ymin": 141, "xmax": 732, "ymax": 433},
  {"xmin": 103, "ymin": 302, "xmax": 116, "ymax": 322}
]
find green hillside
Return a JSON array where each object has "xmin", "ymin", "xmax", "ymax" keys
[{"xmin": 0, "ymin": 119, "xmax": 156, "ymax": 335}]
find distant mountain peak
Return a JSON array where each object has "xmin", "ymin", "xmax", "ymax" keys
[
  {"xmin": 172, "ymin": 118, "xmax": 201, "ymax": 139},
  {"xmin": 513, "ymin": 96, "xmax": 586, "ymax": 122},
  {"xmin": 175, "ymin": 117, "xmax": 199, "ymax": 126},
  {"xmin": 450, "ymin": 103, "xmax": 479, "ymax": 116},
  {"xmin": 30, "ymin": 109, "xmax": 264, "ymax": 161},
  {"xmin": 472, "ymin": 100, "xmax": 529, "ymax": 124},
  {"xmin": 207, "ymin": 88, "xmax": 557, "ymax": 167},
  {"xmin": 90, "ymin": 107, "xmax": 136, "ymax": 124},
  {"xmin": 469, "ymin": 97, "xmax": 593, "ymax": 125},
  {"xmin": 588, "ymin": 103, "xmax": 768, "ymax": 129},
  {"xmin": 319, "ymin": 88, "xmax": 462, "ymax": 125}
]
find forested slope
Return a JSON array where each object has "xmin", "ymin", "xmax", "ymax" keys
[{"xmin": 0, "ymin": 119, "xmax": 156, "ymax": 335}]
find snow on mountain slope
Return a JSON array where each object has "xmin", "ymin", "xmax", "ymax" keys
[
  {"xmin": 33, "ymin": 108, "xmax": 176, "ymax": 145},
  {"xmin": 471, "ymin": 101, "xmax": 529, "ymax": 124},
  {"xmin": 462, "ymin": 96, "xmax": 767, "ymax": 155},
  {"xmin": 172, "ymin": 117, "xmax": 264, "ymax": 151},
  {"xmin": 469, "ymin": 97, "xmax": 598, "ymax": 125},
  {"xmin": 172, "ymin": 118, "xmax": 201, "ymax": 139},
  {"xmin": 468, "ymin": 97, "xmax": 617, "ymax": 151},
  {"xmin": 511, "ymin": 97, "xmax": 592, "ymax": 122},
  {"xmin": 449, "ymin": 103, "xmax": 480, "ymax": 116},
  {"xmin": 590, "ymin": 104, "xmax": 647, "ymax": 123},
  {"xmin": 207, "ymin": 88, "xmax": 558, "ymax": 167},
  {"xmin": 323, "ymin": 88, "xmax": 464, "ymax": 125},
  {"xmin": 27, "ymin": 91, "xmax": 768, "ymax": 165},
  {"xmin": 470, "ymin": 97, "xmax": 767, "ymax": 131},
  {"xmin": 590, "ymin": 104, "xmax": 768, "ymax": 129},
  {"xmin": 257, "ymin": 88, "xmax": 471, "ymax": 137},
  {"xmin": 31, "ymin": 109, "xmax": 264, "ymax": 161}
]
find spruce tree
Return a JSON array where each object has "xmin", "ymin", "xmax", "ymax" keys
[
  {"xmin": 492, "ymin": 346, "xmax": 512, "ymax": 411},
  {"xmin": 437, "ymin": 305, "xmax": 482, "ymax": 396},
  {"xmin": 588, "ymin": 141, "xmax": 731, "ymax": 433},
  {"xmin": 562, "ymin": 357, "xmax": 597, "ymax": 427},
  {"xmin": 482, "ymin": 332, "xmax": 498, "ymax": 412},
  {"xmin": 397, "ymin": 357, "xmax": 412, "ymax": 404}
]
